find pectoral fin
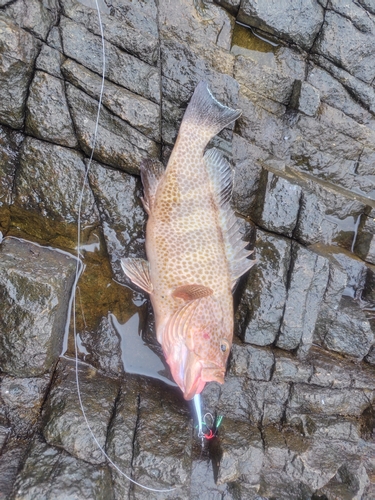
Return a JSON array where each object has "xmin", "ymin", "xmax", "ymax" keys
[
  {"xmin": 121, "ymin": 258, "xmax": 153, "ymax": 294},
  {"xmin": 172, "ymin": 284, "xmax": 213, "ymax": 301}
]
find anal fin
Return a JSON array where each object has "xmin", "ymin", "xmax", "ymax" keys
[
  {"xmin": 172, "ymin": 284, "xmax": 213, "ymax": 301},
  {"xmin": 140, "ymin": 158, "xmax": 165, "ymax": 214},
  {"xmin": 121, "ymin": 258, "xmax": 153, "ymax": 294}
]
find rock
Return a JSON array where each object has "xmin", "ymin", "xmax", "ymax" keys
[
  {"xmin": 35, "ymin": 43, "xmax": 63, "ymax": 79},
  {"xmin": 0, "ymin": 375, "xmax": 50, "ymax": 437},
  {"xmin": 229, "ymin": 344, "xmax": 274, "ymax": 381},
  {"xmin": 0, "ymin": 439, "xmax": 29, "ymax": 500},
  {"xmin": 290, "ymin": 80, "xmax": 320, "ymax": 117},
  {"xmin": 316, "ymin": 459, "xmax": 370, "ymax": 500},
  {"xmin": 60, "ymin": 16, "xmax": 160, "ymax": 102},
  {"xmin": 252, "ymin": 169, "xmax": 302, "ymax": 237},
  {"xmin": 66, "ymin": 84, "xmax": 159, "ymax": 174},
  {"xmin": 42, "ymin": 358, "xmax": 119, "ymax": 465},
  {"xmin": 61, "ymin": 58, "xmax": 160, "ymax": 142},
  {"xmin": 12, "ymin": 437, "xmax": 114, "ymax": 500},
  {"xmin": 234, "ymin": 46, "xmax": 306, "ymax": 106},
  {"xmin": 0, "ymin": 238, "xmax": 76, "ymax": 377},
  {"xmin": 60, "ymin": 0, "xmax": 159, "ymax": 65},
  {"xmin": 214, "ymin": 0, "xmax": 241, "ymax": 16},
  {"xmin": 236, "ymin": 230, "xmax": 291, "ymax": 346},
  {"xmin": 14, "ymin": 136, "xmax": 98, "ymax": 225},
  {"xmin": 238, "ymin": 0, "xmax": 324, "ymax": 50},
  {"xmin": 321, "ymin": 296, "xmax": 374, "ymax": 360},
  {"xmin": 0, "ymin": 16, "xmax": 40, "ymax": 128},
  {"xmin": 0, "ymin": 126, "xmax": 22, "ymax": 206},
  {"xmin": 217, "ymin": 420, "xmax": 264, "ymax": 486},
  {"xmin": 87, "ymin": 160, "xmax": 146, "ymax": 281},
  {"xmin": 25, "ymin": 71, "xmax": 78, "ymax": 148},
  {"xmin": 277, "ymin": 243, "xmax": 329, "ymax": 355},
  {"xmin": 2, "ymin": 0, "xmax": 58, "ymax": 41},
  {"xmin": 314, "ymin": 9, "xmax": 375, "ymax": 84},
  {"xmin": 354, "ymin": 210, "xmax": 375, "ymax": 265}
]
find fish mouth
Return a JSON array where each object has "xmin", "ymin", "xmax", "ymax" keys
[{"xmin": 183, "ymin": 356, "xmax": 225, "ymax": 400}]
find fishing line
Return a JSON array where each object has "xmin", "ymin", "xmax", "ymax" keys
[{"xmin": 72, "ymin": 0, "xmax": 175, "ymax": 492}]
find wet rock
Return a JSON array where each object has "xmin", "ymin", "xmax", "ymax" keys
[
  {"xmin": 128, "ymin": 379, "xmax": 192, "ymax": 499},
  {"xmin": 0, "ymin": 439, "xmax": 29, "ymax": 500},
  {"xmin": 238, "ymin": 0, "xmax": 324, "ymax": 50},
  {"xmin": 13, "ymin": 437, "xmax": 114, "ymax": 500},
  {"xmin": 321, "ymin": 296, "xmax": 374, "ymax": 360},
  {"xmin": 315, "ymin": 9, "xmax": 375, "ymax": 84},
  {"xmin": 0, "ymin": 238, "xmax": 76, "ymax": 377},
  {"xmin": 217, "ymin": 420, "xmax": 263, "ymax": 486},
  {"xmin": 66, "ymin": 84, "xmax": 159, "ymax": 174},
  {"xmin": 273, "ymin": 352, "xmax": 313, "ymax": 384},
  {"xmin": 1, "ymin": 375, "xmax": 50, "ymax": 437},
  {"xmin": 14, "ymin": 137, "xmax": 98, "ymax": 224},
  {"xmin": 214, "ymin": 0, "xmax": 240, "ymax": 16},
  {"xmin": 80, "ymin": 314, "xmax": 123, "ymax": 377},
  {"xmin": 316, "ymin": 459, "xmax": 370, "ymax": 500},
  {"xmin": 307, "ymin": 63, "xmax": 375, "ymax": 126},
  {"xmin": 355, "ymin": 210, "xmax": 375, "ymax": 265},
  {"xmin": 287, "ymin": 383, "xmax": 373, "ymax": 418},
  {"xmin": 0, "ymin": 16, "xmax": 40, "ymax": 129},
  {"xmin": 60, "ymin": 16, "xmax": 160, "ymax": 102},
  {"xmin": 60, "ymin": 0, "xmax": 159, "ymax": 65},
  {"xmin": 62, "ymin": 58, "xmax": 160, "ymax": 142},
  {"xmin": 252, "ymin": 169, "xmax": 302, "ymax": 237},
  {"xmin": 42, "ymin": 358, "xmax": 119, "ymax": 465},
  {"xmin": 0, "ymin": 126, "xmax": 22, "ymax": 206},
  {"xmin": 35, "ymin": 43, "xmax": 63, "ymax": 79},
  {"xmin": 290, "ymin": 80, "xmax": 320, "ymax": 117},
  {"xmin": 277, "ymin": 243, "xmax": 329, "ymax": 355},
  {"xmin": 236, "ymin": 230, "xmax": 291, "ymax": 346},
  {"xmin": 25, "ymin": 71, "xmax": 77, "ymax": 148},
  {"xmin": 87, "ymin": 160, "xmax": 146, "ymax": 281},
  {"xmin": 229, "ymin": 344, "xmax": 274, "ymax": 381},
  {"xmin": 2, "ymin": 0, "xmax": 58, "ymax": 41},
  {"xmin": 234, "ymin": 46, "xmax": 305, "ymax": 106},
  {"xmin": 231, "ymin": 133, "xmax": 264, "ymax": 216}
]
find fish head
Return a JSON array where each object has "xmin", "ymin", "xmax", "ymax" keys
[{"xmin": 163, "ymin": 296, "xmax": 232, "ymax": 400}]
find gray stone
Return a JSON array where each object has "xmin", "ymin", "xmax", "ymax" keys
[
  {"xmin": 277, "ymin": 243, "xmax": 329, "ymax": 354},
  {"xmin": 14, "ymin": 137, "xmax": 98, "ymax": 225},
  {"xmin": 322, "ymin": 297, "xmax": 374, "ymax": 360},
  {"xmin": 214, "ymin": 0, "xmax": 240, "ymax": 16},
  {"xmin": 66, "ymin": 84, "xmax": 159, "ymax": 175},
  {"xmin": 0, "ymin": 439, "xmax": 28, "ymax": 500},
  {"xmin": 13, "ymin": 438, "xmax": 114, "ymax": 500},
  {"xmin": 234, "ymin": 47, "xmax": 306, "ymax": 106},
  {"xmin": 46, "ymin": 25, "xmax": 62, "ymax": 51},
  {"xmin": 355, "ymin": 210, "xmax": 375, "ymax": 265},
  {"xmin": 35, "ymin": 43, "xmax": 63, "ymax": 79},
  {"xmin": 290, "ymin": 80, "xmax": 320, "ymax": 117},
  {"xmin": 62, "ymin": 58, "xmax": 160, "ymax": 142},
  {"xmin": 0, "ymin": 16, "xmax": 40, "ymax": 129},
  {"xmin": 229, "ymin": 344, "xmax": 274, "ymax": 381},
  {"xmin": 60, "ymin": 0, "xmax": 159, "ymax": 65},
  {"xmin": 2, "ymin": 0, "xmax": 58, "ymax": 41},
  {"xmin": 217, "ymin": 421, "xmax": 264, "ymax": 485},
  {"xmin": 236, "ymin": 230, "xmax": 291, "ymax": 346},
  {"xmin": 315, "ymin": 10, "xmax": 375, "ymax": 84},
  {"xmin": 0, "ymin": 238, "xmax": 76, "ymax": 377},
  {"xmin": 273, "ymin": 353, "xmax": 313, "ymax": 384},
  {"xmin": 60, "ymin": 16, "xmax": 160, "ymax": 103},
  {"xmin": 252, "ymin": 170, "xmax": 302, "ymax": 237},
  {"xmin": 238, "ymin": 0, "xmax": 324, "ymax": 50},
  {"xmin": 0, "ymin": 126, "xmax": 22, "ymax": 207},
  {"xmin": 25, "ymin": 71, "xmax": 77, "ymax": 148},
  {"xmin": 1, "ymin": 375, "xmax": 50, "ymax": 437},
  {"xmin": 87, "ymin": 160, "xmax": 146, "ymax": 281},
  {"xmin": 42, "ymin": 358, "xmax": 119, "ymax": 465},
  {"xmin": 316, "ymin": 459, "xmax": 370, "ymax": 500}
]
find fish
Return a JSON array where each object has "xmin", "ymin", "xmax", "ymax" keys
[{"xmin": 121, "ymin": 82, "xmax": 255, "ymax": 400}]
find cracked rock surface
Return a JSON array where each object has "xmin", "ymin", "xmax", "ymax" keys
[{"xmin": 0, "ymin": 0, "xmax": 374, "ymax": 498}]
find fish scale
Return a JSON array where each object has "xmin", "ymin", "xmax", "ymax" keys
[{"xmin": 122, "ymin": 81, "xmax": 256, "ymax": 400}]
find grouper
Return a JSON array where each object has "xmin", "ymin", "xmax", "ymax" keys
[{"xmin": 122, "ymin": 82, "xmax": 255, "ymax": 400}]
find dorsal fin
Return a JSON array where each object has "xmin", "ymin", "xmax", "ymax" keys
[
  {"xmin": 172, "ymin": 284, "xmax": 213, "ymax": 301},
  {"xmin": 204, "ymin": 148, "xmax": 256, "ymax": 287},
  {"xmin": 140, "ymin": 158, "xmax": 165, "ymax": 214}
]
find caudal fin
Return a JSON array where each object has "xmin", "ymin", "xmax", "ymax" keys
[{"xmin": 181, "ymin": 82, "xmax": 241, "ymax": 141}]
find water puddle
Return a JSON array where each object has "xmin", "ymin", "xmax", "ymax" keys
[
  {"xmin": 231, "ymin": 22, "xmax": 278, "ymax": 54},
  {"xmin": 112, "ymin": 312, "xmax": 175, "ymax": 386}
]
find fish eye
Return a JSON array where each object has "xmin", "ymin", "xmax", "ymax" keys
[{"xmin": 220, "ymin": 340, "xmax": 229, "ymax": 352}]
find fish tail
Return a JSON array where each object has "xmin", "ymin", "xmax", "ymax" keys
[{"xmin": 181, "ymin": 82, "xmax": 241, "ymax": 143}]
